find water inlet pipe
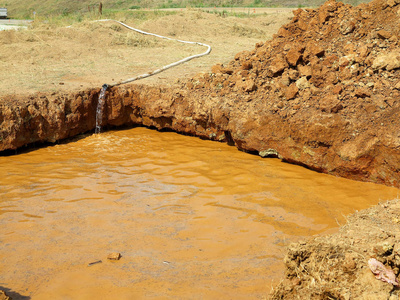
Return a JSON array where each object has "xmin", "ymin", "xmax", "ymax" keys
[{"xmin": 94, "ymin": 19, "xmax": 212, "ymax": 88}]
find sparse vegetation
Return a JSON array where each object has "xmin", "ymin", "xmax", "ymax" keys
[
  {"xmin": 0, "ymin": 8, "xmax": 293, "ymax": 95},
  {"xmin": 0, "ymin": 0, "xmax": 374, "ymax": 19}
]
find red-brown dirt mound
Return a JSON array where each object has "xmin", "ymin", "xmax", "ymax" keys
[
  {"xmin": 271, "ymin": 198, "xmax": 400, "ymax": 299},
  {"xmin": 182, "ymin": 0, "xmax": 400, "ymax": 186}
]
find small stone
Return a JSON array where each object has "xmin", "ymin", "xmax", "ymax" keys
[
  {"xmin": 286, "ymin": 49, "xmax": 302, "ymax": 66},
  {"xmin": 288, "ymin": 69, "xmax": 299, "ymax": 81},
  {"xmin": 281, "ymin": 74, "xmax": 291, "ymax": 87},
  {"xmin": 0, "ymin": 290, "xmax": 11, "ymax": 300},
  {"xmin": 339, "ymin": 19, "xmax": 355, "ymax": 35},
  {"xmin": 296, "ymin": 77, "xmax": 310, "ymax": 90},
  {"xmin": 297, "ymin": 65, "xmax": 312, "ymax": 78},
  {"xmin": 285, "ymin": 83, "xmax": 299, "ymax": 100},
  {"xmin": 333, "ymin": 85, "xmax": 343, "ymax": 94},
  {"xmin": 244, "ymin": 79, "xmax": 256, "ymax": 92},
  {"xmin": 372, "ymin": 52, "xmax": 400, "ymax": 71},
  {"xmin": 343, "ymin": 253, "xmax": 357, "ymax": 272},
  {"xmin": 278, "ymin": 27, "xmax": 290, "ymax": 37},
  {"xmin": 222, "ymin": 67, "xmax": 234, "ymax": 75},
  {"xmin": 355, "ymin": 87, "xmax": 372, "ymax": 98},
  {"xmin": 374, "ymin": 241, "xmax": 394, "ymax": 256},
  {"xmin": 320, "ymin": 95, "xmax": 341, "ymax": 112},
  {"xmin": 377, "ymin": 30, "xmax": 392, "ymax": 40},
  {"xmin": 107, "ymin": 252, "xmax": 121, "ymax": 260},
  {"xmin": 241, "ymin": 61, "xmax": 253, "ymax": 70},
  {"xmin": 259, "ymin": 149, "xmax": 280, "ymax": 158},
  {"xmin": 269, "ymin": 57, "xmax": 288, "ymax": 76},
  {"xmin": 305, "ymin": 42, "xmax": 325, "ymax": 57}
]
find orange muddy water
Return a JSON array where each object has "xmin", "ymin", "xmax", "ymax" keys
[{"xmin": 1, "ymin": 127, "xmax": 399, "ymax": 299}]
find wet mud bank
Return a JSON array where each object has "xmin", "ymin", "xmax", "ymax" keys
[
  {"xmin": 2, "ymin": 0, "xmax": 400, "ymax": 188},
  {"xmin": 1, "ymin": 75, "xmax": 400, "ymax": 188}
]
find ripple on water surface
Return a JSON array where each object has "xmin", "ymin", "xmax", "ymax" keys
[{"xmin": 0, "ymin": 127, "xmax": 398, "ymax": 299}]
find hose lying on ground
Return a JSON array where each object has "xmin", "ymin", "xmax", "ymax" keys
[{"xmin": 94, "ymin": 19, "xmax": 212, "ymax": 88}]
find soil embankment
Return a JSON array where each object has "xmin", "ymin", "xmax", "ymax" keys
[
  {"xmin": 2, "ymin": 0, "xmax": 400, "ymax": 187},
  {"xmin": 1, "ymin": 0, "xmax": 400, "ymax": 298},
  {"xmin": 271, "ymin": 199, "xmax": 400, "ymax": 299}
]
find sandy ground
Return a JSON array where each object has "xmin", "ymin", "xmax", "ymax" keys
[{"xmin": 0, "ymin": 9, "xmax": 293, "ymax": 96}]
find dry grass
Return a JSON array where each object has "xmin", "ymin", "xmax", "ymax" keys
[
  {"xmin": 0, "ymin": 0, "xmax": 373, "ymax": 19},
  {"xmin": 0, "ymin": 9, "xmax": 292, "ymax": 96}
]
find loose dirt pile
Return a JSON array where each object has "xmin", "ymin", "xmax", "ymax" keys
[
  {"xmin": 179, "ymin": 0, "xmax": 400, "ymax": 186},
  {"xmin": 271, "ymin": 198, "xmax": 400, "ymax": 299}
]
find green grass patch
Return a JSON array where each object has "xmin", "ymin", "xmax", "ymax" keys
[{"xmin": 0, "ymin": 0, "xmax": 375, "ymax": 19}]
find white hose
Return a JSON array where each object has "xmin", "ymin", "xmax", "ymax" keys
[{"xmin": 95, "ymin": 19, "xmax": 212, "ymax": 87}]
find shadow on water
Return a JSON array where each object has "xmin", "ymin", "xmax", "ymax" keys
[
  {"xmin": 0, "ymin": 286, "xmax": 30, "ymax": 300},
  {"xmin": 0, "ymin": 122, "xmax": 168, "ymax": 157},
  {"xmin": 0, "ymin": 133, "xmax": 91, "ymax": 157}
]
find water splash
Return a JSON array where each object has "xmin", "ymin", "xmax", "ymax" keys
[{"xmin": 95, "ymin": 84, "xmax": 108, "ymax": 134}]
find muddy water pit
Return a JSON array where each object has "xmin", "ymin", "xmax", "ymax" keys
[{"xmin": 1, "ymin": 127, "xmax": 399, "ymax": 299}]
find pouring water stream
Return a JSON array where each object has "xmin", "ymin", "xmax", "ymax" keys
[
  {"xmin": 95, "ymin": 84, "xmax": 108, "ymax": 134},
  {"xmin": 91, "ymin": 20, "xmax": 211, "ymax": 134}
]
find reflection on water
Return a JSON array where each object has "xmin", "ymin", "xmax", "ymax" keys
[{"xmin": 0, "ymin": 127, "xmax": 398, "ymax": 299}]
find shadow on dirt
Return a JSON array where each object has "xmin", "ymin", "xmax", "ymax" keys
[{"xmin": 0, "ymin": 286, "xmax": 30, "ymax": 300}]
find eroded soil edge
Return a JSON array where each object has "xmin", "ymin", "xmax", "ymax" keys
[{"xmin": 2, "ymin": 0, "xmax": 400, "ymax": 189}]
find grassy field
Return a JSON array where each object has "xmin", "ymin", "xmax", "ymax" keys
[{"xmin": 0, "ymin": 0, "xmax": 372, "ymax": 19}]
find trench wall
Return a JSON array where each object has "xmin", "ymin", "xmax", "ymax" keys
[{"xmin": 1, "ymin": 83, "xmax": 400, "ymax": 189}]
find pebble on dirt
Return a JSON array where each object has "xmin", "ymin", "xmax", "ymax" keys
[{"xmin": 107, "ymin": 252, "xmax": 121, "ymax": 260}]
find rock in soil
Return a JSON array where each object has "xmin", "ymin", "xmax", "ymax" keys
[
  {"xmin": 0, "ymin": 290, "xmax": 11, "ymax": 300},
  {"xmin": 107, "ymin": 252, "xmax": 121, "ymax": 260}
]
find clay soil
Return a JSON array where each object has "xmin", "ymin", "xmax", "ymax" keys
[
  {"xmin": 2, "ymin": 0, "xmax": 400, "ymax": 299},
  {"xmin": 271, "ymin": 198, "xmax": 400, "ymax": 299}
]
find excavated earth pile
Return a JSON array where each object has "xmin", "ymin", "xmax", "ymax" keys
[
  {"xmin": 1, "ymin": 0, "xmax": 400, "ymax": 189},
  {"xmin": 271, "ymin": 199, "xmax": 400, "ymax": 299},
  {"xmin": 185, "ymin": 0, "xmax": 400, "ymax": 187}
]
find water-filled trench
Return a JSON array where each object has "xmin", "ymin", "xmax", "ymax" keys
[{"xmin": 1, "ymin": 127, "xmax": 399, "ymax": 299}]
